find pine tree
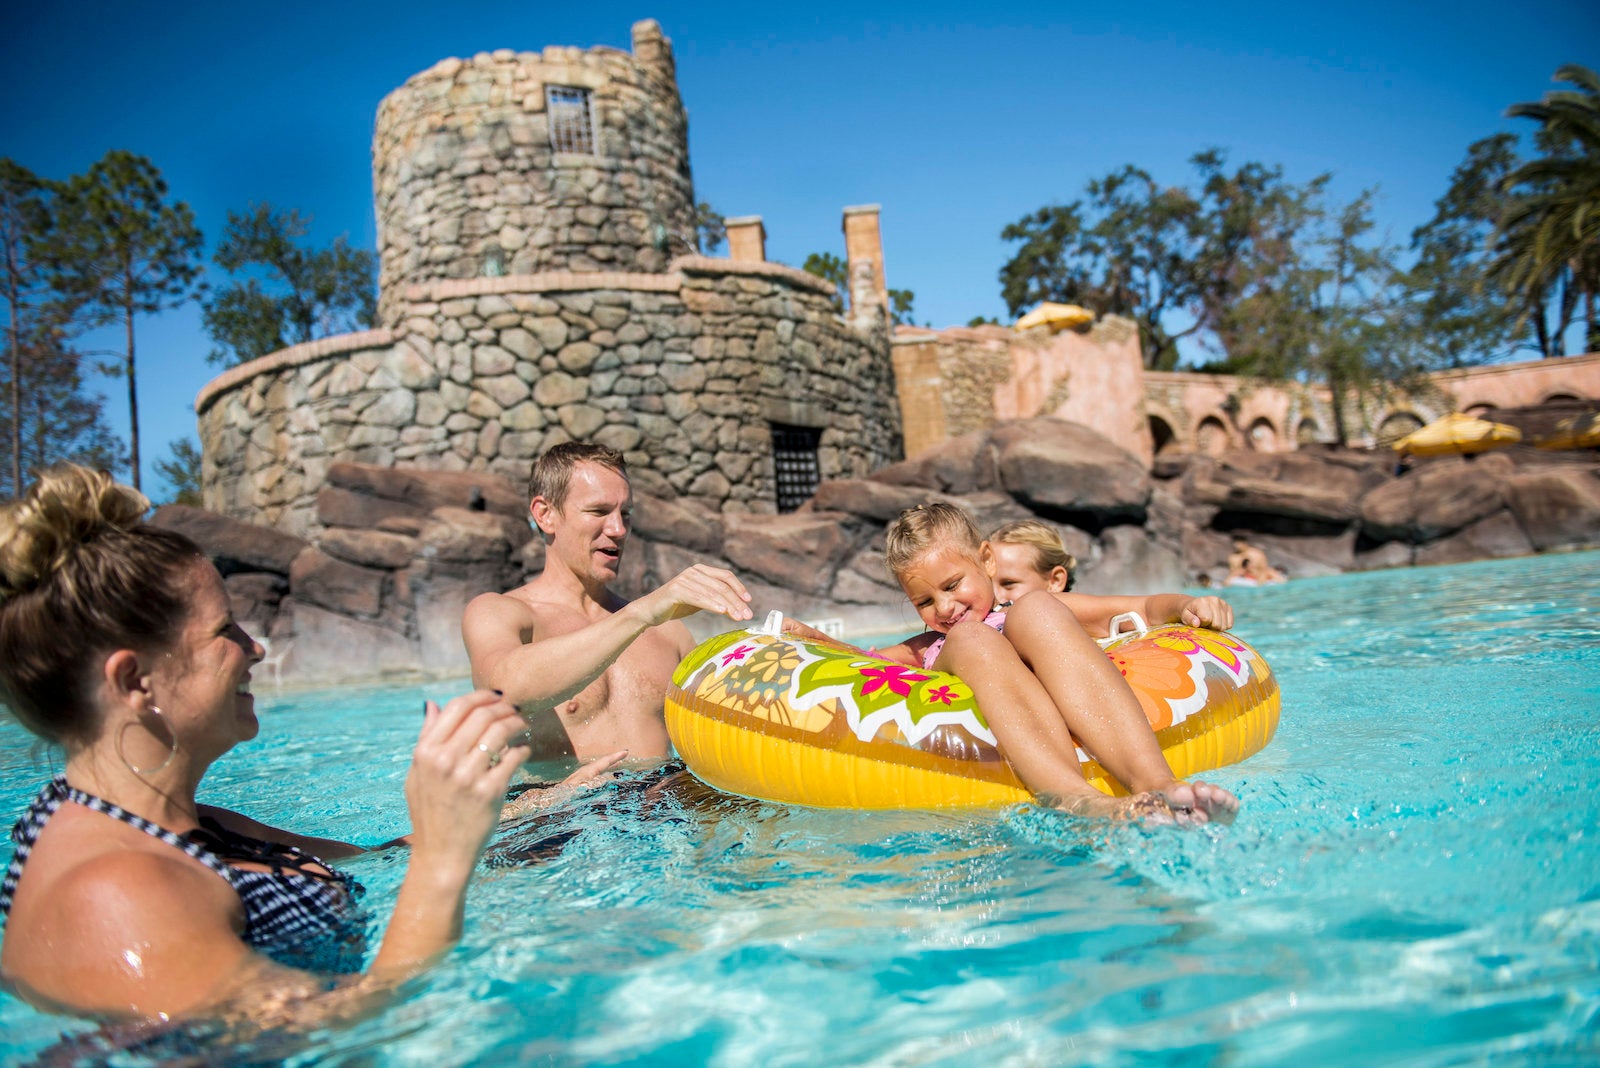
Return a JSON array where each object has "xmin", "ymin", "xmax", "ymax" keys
[{"xmin": 38, "ymin": 151, "xmax": 203, "ymax": 490}]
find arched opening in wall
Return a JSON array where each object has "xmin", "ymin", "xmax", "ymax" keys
[
  {"xmin": 771, "ymin": 423, "xmax": 822, "ymax": 513},
  {"xmin": 1542, "ymin": 392, "xmax": 1582, "ymax": 403},
  {"xmin": 1376, "ymin": 411, "xmax": 1425, "ymax": 446},
  {"xmin": 1297, "ymin": 418, "xmax": 1320, "ymax": 444},
  {"xmin": 1196, "ymin": 416, "xmax": 1230, "ymax": 457},
  {"xmin": 1148, "ymin": 415, "xmax": 1176, "ymax": 454},
  {"xmin": 1461, "ymin": 402, "xmax": 1493, "ymax": 418},
  {"xmin": 1246, "ymin": 418, "xmax": 1279, "ymax": 452}
]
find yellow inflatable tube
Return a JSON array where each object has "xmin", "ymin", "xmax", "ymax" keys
[{"xmin": 666, "ymin": 614, "xmax": 1279, "ymax": 810}]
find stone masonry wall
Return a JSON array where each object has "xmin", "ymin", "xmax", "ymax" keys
[
  {"xmin": 197, "ymin": 259, "xmax": 899, "ymax": 536},
  {"xmin": 373, "ymin": 20, "xmax": 695, "ymax": 325}
]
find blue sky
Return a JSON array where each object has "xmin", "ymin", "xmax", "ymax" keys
[{"xmin": 3, "ymin": 0, "xmax": 1595, "ymax": 497}]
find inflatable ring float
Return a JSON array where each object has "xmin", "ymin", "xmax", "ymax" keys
[{"xmin": 666, "ymin": 613, "xmax": 1280, "ymax": 809}]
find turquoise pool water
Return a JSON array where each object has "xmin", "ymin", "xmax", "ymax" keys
[{"xmin": 2, "ymin": 551, "xmax": 1598, "ymax": 1065}]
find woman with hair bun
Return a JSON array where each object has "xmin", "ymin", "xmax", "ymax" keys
[{"xmin": 0, "ymin": 464, "xmax": 616, "ymax": 1024}]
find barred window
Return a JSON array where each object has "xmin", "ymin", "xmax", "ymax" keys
[
  {"xmin": 547, "ymin": 86, "xmax": 595, "ymax": 155},
  {"xmin": 771, "ymin": 424, "xmax": 822, "ymax": 513}
]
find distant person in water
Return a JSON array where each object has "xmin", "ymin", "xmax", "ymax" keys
[
  {"xmin": 1225, "ymin": 535, "xmax": 1286, "ymax": 587},
  {"xmin": 790, "ymin": 504, "xmax": 1238, "ymax": 823},
  {"xmin": 987, "ymin": 518, "xmax": 1234, "ymax": 636},
  {"xmin": 462, "ymin": 442, "xmax": 754, "ymax": 763}
]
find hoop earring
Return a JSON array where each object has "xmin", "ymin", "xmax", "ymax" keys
[{"xmin": 118, "ymin": 705, "xmax": 178, "ymax": 776}]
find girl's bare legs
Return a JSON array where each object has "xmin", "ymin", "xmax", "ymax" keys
[
  {"xmin": 1002, "ymin": 591, "xmax": 1239, "ymax": 822},
  {"xmin": 934, "ymin": 622, "xmax": 1170, "ymax": 820}
]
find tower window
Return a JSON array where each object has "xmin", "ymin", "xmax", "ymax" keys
[
  {"xmin": 771, "ymin": 423, "xmax": 822, "ymax": 513},
  {"xmin": 547, "ymin": 86, "xmax": 596, "ymax": 155}
]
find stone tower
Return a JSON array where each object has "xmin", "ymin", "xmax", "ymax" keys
[
  {"xmin": 373, "ymin": 20, "xmax": 696, "ymax": 323},
  {"xmin": 196, "ymin": 20, "xmax": 902, "ymax": 533}
]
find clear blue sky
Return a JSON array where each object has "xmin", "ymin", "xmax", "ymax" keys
[{"xmin": 3, "ymin": 0, "xmax": 1595, "ymax": 497}]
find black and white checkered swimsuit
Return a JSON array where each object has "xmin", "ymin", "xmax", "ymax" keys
[{"xmin": 1, "ymin": 776, "xmax": 369, "ymax": 974}]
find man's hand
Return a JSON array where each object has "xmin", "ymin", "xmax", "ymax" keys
[
  {"xmin": 634, "ymin": 564, "xmax": 753, "ymax": 625},
  {"xmin": 1178, "ymin": 595, "xmax": 1233, "ymax": 631}
]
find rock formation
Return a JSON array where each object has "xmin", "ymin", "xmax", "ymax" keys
[{"xmin": 155, "ymin": 417, "xmax": 1600, "ymax": 686}]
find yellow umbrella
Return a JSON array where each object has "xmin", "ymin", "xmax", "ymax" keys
[
  {"xmin": 1015, "ymin": 302, "xmax": 1094, "ymax": 333},
  {"xmin": 1392, "ymin": 412, "xmax": 1522, "ymax": 457},
  {"xmin": 1533, "ymin": 410, "xmax": 1600, "ymax": 451}
]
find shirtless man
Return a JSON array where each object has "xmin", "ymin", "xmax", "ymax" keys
[{"xmin": 462, "ymin": 442, "xmax": 753, "ymax": 761}]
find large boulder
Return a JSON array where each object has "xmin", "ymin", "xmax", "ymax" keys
[
  {"xmin": 326, "ymin": 462, "xmax": 526, "ymax": 521},
  {"xmin": 149, "ymin": 505, "xmax": 307, "ymax": 576},
  {"xmin": 222, "ymin": 572, "xmax": 287, "ymax": 630},
  {"xmin": 1074, "ymin": 525, "xmax": 1186, "ymax": 596},
  {"xmin": 809, "ymin": 478, "xmax": 938, "ymax": 523},
  {"xmin": 722, "ymin": 512, "xmax": 861, "ymax": 596},
  {"xmin": 871, "ymin": 429, "xmax": 998, "ymax": 494},
  {"xmin": 318, "ymin": 528, "xmax": 417, "ymax": 570},
  {"xmin": 1503, "ymin": 469, "xmax": 1600, "ymax": 551},
  {"xmin": 1414, "ymin": 510, "xmax": 1534, "ymax": 565},
  {"xmin": 1359, "ymin": 454, "xmax": 1512, "ymax": 543},
  {"xmin": 991, "ymin": 420, "xmax": 1151, "ymax": 523},
  {"xmin": 287, "ymin": 602, "xmax": 419, "ymax": 682},
  {"xmin": 630, "ymin": 493, "xmax": 725, "ymax": 555},
  {"xmin": 289, "ymin": 547, "xmax": 387, "ymax": 618},
  {"xmin": 416, "ymin": 506, "xmax": 520, "ymax": 565}
]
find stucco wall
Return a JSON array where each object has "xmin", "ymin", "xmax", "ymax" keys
[{"xmin": 891, "ymin": 317, "xmax": 1152, "ymax": 463}]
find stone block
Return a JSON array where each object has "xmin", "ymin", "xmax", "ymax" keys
[
  {"xmin": 319, "ymin": 528, "xmax": 418, "ymax": 570},
  {"xmin": 149, "ymin": 505, "xmax": 308, "ymax": 576},
  {"xmin": 723, "ymin": 512, "xmax": 858, "ymax": 596},
  {"xmin": 290, "ymin": 547, "xmax": 387, "ymax": 618}
]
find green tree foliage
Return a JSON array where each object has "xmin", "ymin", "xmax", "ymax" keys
[
  {"xmin": 999, "ymin": 152, "xmax": 1419, "ymax": 439},
  {"xmin": 1000, "ymin": 163, "xmax": 1215, "ymax": 370},
  {"xmin": 37, "ymin": 151, "xmax": 203, "ymax": 490},
  {"xmin": 803, "ymin": 251, "xmax": 916, "ymax": 324},
  {"xmin": 1188, "ymin": 152, "xmax": 1329, "ymax": 375},
  {"xmin": 0, "ymin": 160, "xmax": 123, "ymax": 499},
  {"xmin": 888, "ymin": 288, "xmax": 916, "ymax": 326},
  {"xmin": 154, "ymin": 436, "xmax": 204, "ymax": 506},
  {"xmin": 695, "ymin": 202, "xmax": 726, "ymax": 254},
  {"xmin": 1402, "ymin": 135, "xmax": 1524, "ymax": 367},
  {"xmin": 202, "ymin": 203, "xmax": 376, "ymax": 367},
  {"xmin": 803, "ymin": 251, "xmax": 847, "ymax": 313},
  {"xmin": 1494, "ymin": 63, "xmax": 1600, "ymax": 354}
]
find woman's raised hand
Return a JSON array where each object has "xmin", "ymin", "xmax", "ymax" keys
[{"xmin": 406, "ymin": 690, "xmax": 531, "ymax": 880}]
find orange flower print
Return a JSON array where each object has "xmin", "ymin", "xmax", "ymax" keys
[{"xmin": 1104, "ymin": 643, "xmax": 1196, "ymax": 731}]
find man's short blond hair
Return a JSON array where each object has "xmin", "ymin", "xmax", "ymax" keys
[{"xmin": 529, "ymin": 442, "xmax": 627, "ymax": 510}]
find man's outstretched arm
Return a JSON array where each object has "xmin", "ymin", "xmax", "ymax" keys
[{"xmin": 462, "ymin": 565, "xmax": 754, "ymax": 714}]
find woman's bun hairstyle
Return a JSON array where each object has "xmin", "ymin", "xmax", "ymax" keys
[{"xmin": 0, "ymin": 465, "xmax": 202, "ymax": 743}]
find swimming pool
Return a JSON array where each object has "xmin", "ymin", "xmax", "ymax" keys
[{"xmin": 2, "ymin": 550, "xmax": 1598, "ymax": 1064}]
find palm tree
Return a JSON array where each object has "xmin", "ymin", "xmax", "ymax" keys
[{"xmin": 1493, "ymin": 64, "xmax": 1600, "ymax": 355}]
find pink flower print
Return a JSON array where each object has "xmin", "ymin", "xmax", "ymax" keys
[
  {"xmin": 926, "ymin": 684, "xmax": 956, "ymax": 706},
  {"xmin": 720, "ymin": 644, "xmax": 755, "ymax": 667},
  {"xmin": 859, "ymin": 664, "xmax": 930, "ymax": 697}
]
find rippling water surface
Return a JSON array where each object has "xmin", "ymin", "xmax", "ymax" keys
[{"xmin": 3, "ymin": 551, "xmax": 1598, "ymax": 1065}]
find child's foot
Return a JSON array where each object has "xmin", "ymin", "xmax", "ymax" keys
[
  {"xmin": 1151, "ymin": 779, "xmax": 1239, "ymax": 825},
  {"xmin": 1046, "ymin": 789, "xmax": 1181, "ymax": 823}
]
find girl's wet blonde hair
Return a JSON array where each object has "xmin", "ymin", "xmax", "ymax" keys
[
  {"xmin": 885, "ymin": 502, "xmax": 984, "ymax": 578},
  {"xmin": 989, "ymin": 519, "xmax": 1077, "ymax": 591}
]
